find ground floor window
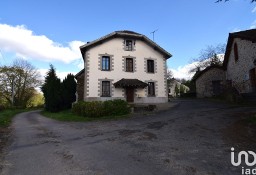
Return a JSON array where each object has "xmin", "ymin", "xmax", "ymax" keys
[
  {"xmin": 148, "ymin": 82, "xmax": 155, "ymax": 96},
  {"xmin": 102, "ymin": 81, "xmax": 110, "ymax": 97}
]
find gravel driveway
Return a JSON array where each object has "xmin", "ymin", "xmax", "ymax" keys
[{"xmin": 1, "ymin": 99, "xmax": 256, "ymax": 175}]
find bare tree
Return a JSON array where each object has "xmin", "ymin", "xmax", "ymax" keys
[
  {"xmin": 190, "ymin": 44, "xmax": 225, "ymax": 73},
  {"xmin": 166, "ymin": 69, "xmax": 174, "ymax": 80},
  {"xmin": 0, "ymin": 59, "xmax": 41, "ymax": 107}
]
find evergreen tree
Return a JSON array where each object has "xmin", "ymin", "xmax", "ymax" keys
[
  {"xmin": 41, "ymin": 65, "xmax": 61, "ymax": 112},
  {"xmin": 61, "ymin": 74, "xmax": 77, "ymax": 109}
]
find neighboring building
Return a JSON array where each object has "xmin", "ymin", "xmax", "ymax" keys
[
  {"xmin": 168, "ymin": 78, "xmax": 190, "ymax": 97},
  {"xmin": 75, "ymin": 30, "xmax": 172, "ymax": 103},
  {"xmin": 224, "ymin": 29, "xmax": 256, "ymax": 93},
  {"xmin": 194, "ymin": 29, "xmax": 256, "ymax": 98},
  {"xmin": 194, "ymin": 65, "xmax": 226, "ymax": 98}
]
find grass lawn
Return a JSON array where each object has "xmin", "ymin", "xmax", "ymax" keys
[
  {"xmin": 41, "ymin": 110, "xmax": 131, "ymax": 122},
  {"xmin": 0, "ymin": 109, "xmax": 28, "ymax": 128}
]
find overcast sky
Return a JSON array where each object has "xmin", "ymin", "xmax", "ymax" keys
[{"xmin": 0, "ymin": 0, "xmax": 255, "ymax": 79}]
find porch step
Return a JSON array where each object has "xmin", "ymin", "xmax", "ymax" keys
[{"xmin": 133, "ymin": 104, "xmax": 157, "ymax": 113}]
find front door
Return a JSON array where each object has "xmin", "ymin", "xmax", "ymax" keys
[
  {"xmin": 250, "ymin": 68, "xmax": 256, "ymax": 92},
  {"xmin": 126, "ymin": 88, "xmax": 134, "ymax": 102},
  {"xmin": 212, "ymin": 80, "xmax": 222, "ymax": 96}
]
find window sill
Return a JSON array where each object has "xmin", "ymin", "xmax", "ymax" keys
[
  {"xmin": 101, "ymin": 70, "xmax": 111, "ymax": 71},
  {"xmin": 101, "ymin": 96, "xmax": 111, "ymax": 97},
  {"xmin": 148, "ymin": 95, "xmax": 156, "ymax": 97}
]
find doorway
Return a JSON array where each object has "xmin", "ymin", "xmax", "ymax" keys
[
  {"xmin": 126, "ymin": 88, "xmax": 134, "ymax": 102},
  {"xmin": 212, "ymin": 80, "xmax": 222, "ymax": 95},
  {"xmin": 250, "ymin": 68, "xmax": 256, "ymax": 92}
]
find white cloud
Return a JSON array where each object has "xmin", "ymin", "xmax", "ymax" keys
[
  {"xmin": 250, "ymin": 20, "xmax": 256, "ymax": 29},
  {"xmin": 39, "ymin": 68, "xmax": 77, "ymax": 81},
  {"xmin": 252, "ymin": 6, "xmax": 256, "ymax": 13},
  {"xmin": 0, "ymin": 24, "xmax": 85, "ymax": 63},
  {"xmin": 72, "ymin": 59, "xmax": 84, "ymax": 69},
  {"xmin": 169, "ymin": 62, "xmax": 198, "ymax": 80},
  {"xmin": 170, "ymin": 54, "xmax": 224, "ymax": 80},
  {"xmin": 231, "ymin": 28, "xmax": 241, "ymax": 33}
]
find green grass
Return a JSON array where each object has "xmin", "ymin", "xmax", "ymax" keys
[
  {"xmin": 0, "ymin": 109, "xmax": 28, "ymax": 127},
  {"xmin": 41, "ymin": 110, "xmax": 130, "ymax": 122}
]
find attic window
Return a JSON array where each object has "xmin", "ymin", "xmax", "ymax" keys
[
  {"xmin": 234, "ymin": 42, "xmax": 239, "ymax": 62},
  {"xmin": 125, "ymin": 40, "xmax": 133, "ymax": 51}
]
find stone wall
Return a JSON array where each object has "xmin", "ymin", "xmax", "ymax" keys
[
  {"xmin": 226, "ymin": 38, "xmax": 256, "ymax": 93},
  {"xmin": 196, "ymin": 68, "xmax": 226, "ymax": 98}
]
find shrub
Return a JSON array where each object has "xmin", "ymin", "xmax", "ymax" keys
[
  {"xmin": 108, "ymin": 99, "xmax": 130, "ymax": 116},
  {"xmin": 72, "ymin": 100, "xmax": 130, "ymax": 118}
]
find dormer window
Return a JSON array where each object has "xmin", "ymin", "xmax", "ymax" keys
[{"xmin": 125, "ymin": 40, "xmax": 133, "ymax": 51}]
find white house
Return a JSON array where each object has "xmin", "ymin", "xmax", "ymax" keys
[
  {"xmin": 168, "ymin": 78, "xmax": 190, "ymax": 97},
  {"xmin": 75, "ymin": 30, "xmax": 172, "ymax": 103}
]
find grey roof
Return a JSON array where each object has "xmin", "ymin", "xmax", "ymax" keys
[
  {"xmin": 114, "ymin": 78, "xmax": 148, "ymax": 88},
  {"xmin": 192, "ymin": 65, "xmax": 224, "ymax": 81},
  {"xmin": 80, "ymin": 30, "xmax": 172, "ymax": 59},
  {"xmin": 74, "ymin": 69, "xmax": 84, "ymax": 79}
]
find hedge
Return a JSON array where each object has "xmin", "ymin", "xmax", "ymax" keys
[{"xmin": 72, "ymin": 99, "xmax": 130, "ymax": 118}]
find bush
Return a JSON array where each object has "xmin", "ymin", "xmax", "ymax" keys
[{"xmin": 72, "ymin": 100, "xmax": 130, "ymax": 118}]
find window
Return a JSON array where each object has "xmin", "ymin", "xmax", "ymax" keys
[
  {"xmin": 102, "ymin": 81, "xmax": 110, "ymax": 97},
  {"xmin": 147, "ymin": 60, "xmax": 154, "ymax": 73},
  {"xmin": 125, "ymin": 40, "xmax": 133, "ymax": 51},
  {"xmin": 126, "ymin": 58, "xmax": 133, "ymax": 72},
  {"xmin": 234, "ymin": 43, "xmax": 239, "ymax": 62},
  {"xmin": 102, "ymin": 56, "xmax": 110, "ymax": 71},
  {"xmin": 148, "ymin": 82, "xmax": 155, "ymax": 96}
]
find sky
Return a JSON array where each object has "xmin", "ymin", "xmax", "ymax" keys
[{"xmin": 0, "ymin": 0, "xmax": 255, "ymax": 80}]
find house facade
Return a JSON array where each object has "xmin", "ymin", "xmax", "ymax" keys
[
  {"xmin": 75, "ymin": 31, "xmax": 172, "ymax": 103},
  {"xmin": 168, "ymin": 78, "xmax": 190, "ymax": 97},
  {"xmin": 194, "ymin": 66, "xmax": 226, "ymax": 98},
  {"xmin": 194, "ymin": 29, "xmax": 256, "ymax": 98}
]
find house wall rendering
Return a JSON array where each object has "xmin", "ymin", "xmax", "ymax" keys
[{"xmin": 79, "ymin": 32, "xmax": 170, "ymax": 103}]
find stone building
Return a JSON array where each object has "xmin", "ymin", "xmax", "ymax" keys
[
  {"xmin": 194, "ymin": 66, "xmax": 226, "ymax": 98},
  {"xmin": 194, "ymin": 29, "xmax": 256, "ymax": 98},
  {"xmin": 224, "ymin": 29, "xmax": 256, "ymax": 93},
  {"xmin": 75, "ymin": 30, "xmax": 172, "ymax": 103}
]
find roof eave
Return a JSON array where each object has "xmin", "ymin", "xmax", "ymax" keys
[{"xmin": 79, "ymin": 31, "xmax": 172, "ymax": 59}]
